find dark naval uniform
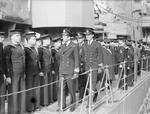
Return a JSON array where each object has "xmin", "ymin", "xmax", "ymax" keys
[
  {"xmin": 58, "ymin": 41, "xmax": 79, "ymax": 111},
  {"xmin": 0, "ymin": 42, "xmax": 6, "ymax": 114},
  {"xmin": 117, "ymin": 45, "xmax": 127, "ymax": 89},
  {"xmin": 39, "ymin": 46, "xmax": 51, "ymax": 106},
  {"xmin": 4, "ymin": 43, "xmax": 26, "ymax": 114},
  {"xmin": 125, "ymin": 45, "xmax": 134, "ymax": 87},
  {"xmin": 25, "ymin": 46, "xmax": 41, "ymax": 112},
  {"xmin": 51, "ymin": 48, "xmax": 60, "ymax": 102},
  {"xmin": 102, "ymin": 46, "xmax": 114, "ymax": 82},
  {"xmin": 78, "ymin": 44, "xmax": 86, "ymax": 100},
  {"xmin": 82, "ymin": 40, "xmax": 103, "ymax": 92}
]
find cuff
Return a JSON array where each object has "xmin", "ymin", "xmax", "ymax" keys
[
  {"xmin": 74, "ymin": 68, "xmax": 79, "ymax": 73},
  {"xmin": 98, "ymin": 63, "xmax": 103, "ymax": 67}
]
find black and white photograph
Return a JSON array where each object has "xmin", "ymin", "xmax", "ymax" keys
[{"xmin": 0, "ymin": 0, "xmax": 150, "ymax": 114}]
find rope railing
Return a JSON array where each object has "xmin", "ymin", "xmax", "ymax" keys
[
  {"xmin": 138, "ymin": 88, "xmax": 150, "ymax": 114},
  {"xmin": 0, "ymin": 55, "xmax": 150, "ymax": 114},
  {"xmin": 61, "ymin": 56, "xmax": 150, "ymax": 114},
  {"xmin": 94, "ymin": 66, "xmax": 150, "ymax": 110},
  {"xmin": 86, "ymin": 58, "xmax": 150, "ymax": 113}
]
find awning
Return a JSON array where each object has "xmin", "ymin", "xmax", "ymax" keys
[
  {"xmin": 104, "ymin": 23, "xmax": 131, "ymax": 36},
  {"xmin": 31, "ymin": 0, "xmax": 94, "ymax": 28}
]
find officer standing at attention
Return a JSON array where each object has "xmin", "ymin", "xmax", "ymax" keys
[
  {"xmin": 125, "ymin": 40, "xmax": 134, "ymax": 87},
  {"xmin": 4, "ymin": 29, "xmax": 26, "ymax": 114},
  {"xmin": 76, "ymin": 32, "xmax": 86, "ymax": 102},
  {"xmin": 58, "ymin": 28, "xmax": 79, "ymax": 112},
  {"xmin": 82, "ymin": 29, "xmax": 103, "ymax": 103},
  {"xmin": 117, "ymin": 40, "xmax": 127, "ymax": 90},
  {"xmin": 0, "ymin": 32, "xmax": 6, "ymax": 114},
  {"xmin": 38, "ymin": 34, "xmax": 52, "ymax": 106},
  {"xmin": 24, "ymin": 31, "xmax": 41, "ymax": 112}
]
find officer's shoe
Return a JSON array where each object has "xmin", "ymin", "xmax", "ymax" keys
[
  {"xmin": 93, "ymin": 92, "xmax": 98, "ymax": 103},
  {"xmin": 79, "ymin": 98, "xmax": 82, "ymax": 103},
  {"xmin": 57, "ymin": 105, "xmax": 66, "ymax": 112},
  {"xmin": 70, "ymin": 106, "xmax": 76, "ymax": 112},
  {"xmin": 128, "ymin": 82, "xmax": 134, "ymax": 87}
]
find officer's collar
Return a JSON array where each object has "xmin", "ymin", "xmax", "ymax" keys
[
  {"xmin": 7, "ymin": 42, "xmax": 20, "ymax": 48},
  {"xmin": 66, "ymin": 40, "xmax": 71, "ymax": 46}
]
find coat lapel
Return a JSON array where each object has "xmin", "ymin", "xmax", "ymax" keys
[{"xmin": 61, "ymin": 42, "xmax": 73, "ymax": 54}]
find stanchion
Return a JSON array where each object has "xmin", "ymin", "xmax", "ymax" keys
[
  {"xmin": 80, "ymin": 73, "xmax": 90, "ymax": 114},
  {"xmin": 123, "ymin": 61, "xmax": 127, "ymax": 91},
  {"xmin": 60, "ymin": 77, "xmax": 64, "ymax": 114},
  {"xmin": 117, "ymin": 62, "xmax": 124, "ymax": 90},
  {"xmin": 105, "ymin": 66, "xmax": 109, "ymax": 105},
  {"xmin": 134, "ymin": 57, "xmax": 137, "ymax": 82},
  {"xmin": 147, "ymin": 57, "xmax": 149, "ymax": 71},
  {"xmin": 141, "ymin": 58, "xmax": 143, "ymax": 73},
  {"xmin": 105, "ymin": 65, "xmax": 113, "ymax": 104},
  {"xmin": 89, "ymin": 68, "xmax": 93, "ymax": 114}
]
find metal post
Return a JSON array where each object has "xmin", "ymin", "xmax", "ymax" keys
[
  {"xmin": 134, "ymin": 48, "xmax": 137, "ymax": 82},
  {"xmin": 147, "ymin": 57, "xmax": 149, "ymax": 71},
  {"xmin": 103, "ymin": 32, "xmax": 105, "ymax": 40},
  {"xmin": 105, "ymin": 66, "xmax": 109, "ymax": 105},
  {"xmin": 89, "ymin": 68, "xmax": 93, "ymax": 114},
  {"xmin": 80, "ymin": 74, "xmax": 90, "ymax": 114},
  {"xmin": 105, "ymin": 65, "xmax": 113, "ymax": 104},
  {"xmin": 117, "ymin": 63, "xmax": 124, "ymax": 90},
  {"xmin": 123, "ymin": 61, "xmax": 127, "ymax": 91},
  {"xmin": 141, "ymin": 58, "xmax": 143, "ymax": 71},
  {"xmin": 60, "ymin": 77, "xmax": 64, "ymax": 114}
]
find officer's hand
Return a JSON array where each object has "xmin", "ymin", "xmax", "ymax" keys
[
  {"xmin": 52, "ymin": 70, "xmax": 55, "ymax": 75},
  {"xmin": 98, "ymin": 64, "xmax": 103, "ymax": 74},
  {"xmin": 24, "ymin": 75, "xmax": 26, "ymax": 79},
  {"xmin": 72, "ymin": 73, "xmax": 78, "ymax": 79},
  {"xmin": 98, "ymin": 63, "xmax": 103, "ymax": 73},
  {"xmin": 39, "ymin": 72, "xmax": 44, "ymax": 77},
  {"xmin": 6, "ymin": 77, "xmax": 11, "ymax": 84},
  {"xmin": 98, "ymin": 67, "xmax": 102, "ymax": 74},
  {"xmin": 3, "ymin": 74, "xmax": 6, "ymax": 80}
]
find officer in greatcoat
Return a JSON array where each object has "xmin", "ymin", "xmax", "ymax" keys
[
  {"xmin": 0, "ymin": 32, "xmax": 6, "ymax": 114},
  {"xmin": 125, "ymin": 40, "xmax": 134, "ymax": 87},
  {"xmin": 117, "ymin": 40, "xmax": 127, "ymax": 90},
  {"xmin": 58, "ymin": 29, "xmax": 79, "ymax": 112},
  {"xmin": 82, "ymin": 29, "xmax": 103, "ymax": 103},
  {"xmin": 102, "ymin": 42, "xmax": 114, "ymax": 84},
  {"xmin": 38, "ymin": 34, "xmax": 52, "ymax": 106},
  {"xmin": 76, "ymin": 32, "xmax": 86, "ymax": 102},
  {"xmin": 4, "ymin": 29, "xmax": 26, "ymax": 114},
  {"xmin": 24, "ymin": 31, "xmax": 41, "ymax": 112}
]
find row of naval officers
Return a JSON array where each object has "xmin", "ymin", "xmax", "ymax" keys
[{"xmin": 0, "ymin": 28, "xmax": 146, "ymax": 114}]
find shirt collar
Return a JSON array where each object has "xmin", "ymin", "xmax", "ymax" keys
[
  {"xmin": 89, "ymin": 39, "xmax": 93, "ymax": 45},
  {"xmin": 66, "ymin": 40, "xmax": 71, "ymax": 46}
]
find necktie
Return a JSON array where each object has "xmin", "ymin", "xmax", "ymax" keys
[{"xmin": 88, "ymin": 41, "xmax": 90, "ymax": 45}]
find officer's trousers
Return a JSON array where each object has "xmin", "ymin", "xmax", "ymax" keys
[
  {"xmin": 40, "ymin": 72, "xmax": 49, "ymax": 106},
  {"xmin": 52, "ymin": 73, "xmax": 58, "ymax": 102},
  {"xmin": 48, "ymin": 72, "xmax": 54, "ymax": 104},
  {"xmin": 58, "ymin": 74, "xmax": 76, "ymax": 111},
  {"xmin": 8, "ymin": 74, "xmax": 26, "ymax": 114},
  {"xmin": 126, "ymin": 68, "xmax": 134, "ymax": 87},
  {"xmin": 78, "ymin": 71, "xmax": 87, "ymax": 100},
  {"xmin": 26, "ymin": 74, "xmax": 40, "ymax": 112},
  {"xmin": 118, "ymin": 67, "xmax": 127, "ymax": 90},
  {"xmin": 0, "ymin": 77, "xmax": 6, "ymax": 114}
]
